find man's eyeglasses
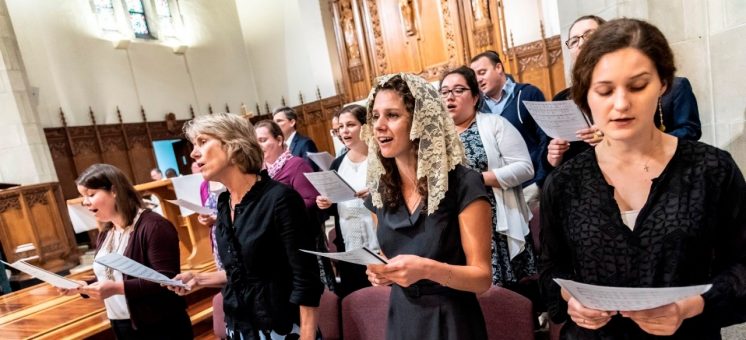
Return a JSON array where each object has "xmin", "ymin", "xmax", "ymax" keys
[
  {"xmin": 439, "ymin": 87, "xmax": 470, "ymax": 98},
  {"xmin": 565, "ymin": 29, "xmax": 595, "ymax": 49}
]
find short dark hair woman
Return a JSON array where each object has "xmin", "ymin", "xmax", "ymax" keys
[
  {"xmin": 169, "ymin": 113, "xmax": 323, "ymax": 339},
  {"xmin": 540, "ymin": 18, "xmax": 746, "ymax": 338}
]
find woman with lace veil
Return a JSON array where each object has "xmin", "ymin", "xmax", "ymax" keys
[{"xmin": 363, "ymin": 73, "xmax": 492, "ymax": 339}]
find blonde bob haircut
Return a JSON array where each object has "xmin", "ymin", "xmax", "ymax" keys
[{"xmin": 183, "ymin": 113, "xmax": 263, "ymax": 175}]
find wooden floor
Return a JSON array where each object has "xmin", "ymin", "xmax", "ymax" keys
[{"xmin": 0, "ymin": 264, "xmax": 218, "ymax": 339}]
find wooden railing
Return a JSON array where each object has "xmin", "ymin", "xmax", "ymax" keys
[
  {"xmin": 0, "ymin": 264, "xmax": 218, "ymax": 339},
  {"xmin": 0, "ymin": 183, "xmax": 78, "ymax": 277}
]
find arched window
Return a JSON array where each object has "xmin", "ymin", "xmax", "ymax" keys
[
  {"xmin": 92, "ymin": 0, "xmax": 118, "ymax": 32},
  {"xmin": 125, "ymin": 0, "xmax": 152, "ymax": 39},
  {"xmin": 154, "ymin": 0, "xmax": 175, "ymax": 39}
]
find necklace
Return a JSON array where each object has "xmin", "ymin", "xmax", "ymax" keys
[{"xmin": 600, "ymin": 135, "xmax": 664, "ymax": 174}]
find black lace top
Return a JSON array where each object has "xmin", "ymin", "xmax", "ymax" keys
[{"xmin": 540, "ymin": 139, "xmax": 746, "ymax": 339}]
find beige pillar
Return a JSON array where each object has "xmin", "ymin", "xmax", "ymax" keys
[{"xmin": 0, "ymin": 0, "xmax": 56, "ymax": 184}]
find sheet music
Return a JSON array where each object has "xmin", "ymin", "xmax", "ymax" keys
[
  {"xmin": 166, "ymin": 199, "xmax": 214, "ymax": 215},
  {"xmin": 67, "ymin": 203, "xmax": 98, "ymax": 234},
  {"xmin": 170, "ymin": 174, "xmax": 205, "ymax": 216},
  {"xmin": 95, "ymin": 253, "xmax": 189, "ymax": 289},
  {"xmin": 554, "ymin": 279, "xmax": 711, "ymax": 311},
  {"xmin": 307, "ymin": 152, "xmax": 335, "ymax": 171},
  {"xmin": 303, "ymin": 170, "xmax": 357, "ymax": 203},
  {"xmin": 1, "ymin": 260, "xmax": 82, "ymax": 289},
  {"xmin": 301, "ymin": 247, "xmax": 387, "ymax": 266},
  {"xmin": 523, "ymin": 100, "xmax": 591, "ymax": 141}
]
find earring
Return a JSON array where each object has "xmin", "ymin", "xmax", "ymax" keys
[{"xmin": 657, "ymin": 97, "xmax": 666, "ymax": 132}]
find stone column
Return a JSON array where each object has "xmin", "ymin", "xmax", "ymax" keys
[{"xmin": 0, "ymin": 0, "xmax": 56, "ymax": 184}]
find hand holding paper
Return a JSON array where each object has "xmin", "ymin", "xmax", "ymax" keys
[
  {"xmin": 554, "ymin": 279, "xmax": 711, "ymax": 311},
  {"xmin": 523, "ymin": 100, "xmax": 591, "ymax": 141},
  {"xmin": 95, "ymin": 253, "xmax": 189, "ymax": 289},
  {"xmin": 301, "ymin": 247, "xmax": 387, "ymax": 266}
]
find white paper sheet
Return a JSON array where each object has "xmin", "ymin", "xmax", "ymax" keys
[
  {"xmin": 169, "ymin": 174, "xmax": 204, "ymax": 216},
  {"xmin": 301, "ymin": 247, "xmax": 387, "ymax": 266},
  {"xmin": 554, "ymin": 278, "xmax": 712, "ymax": 311},
  {"xmin": 307, "ymin": 152, "xmax": 335, "ymax": 171},
  {"xmin": 95, "ymin": 253, "xmax": 189, "ymax": 289},
  {"xmin": 166, "ymin": 199, "xmax": 214, "ymax": 215},
  {"xmin": 67, "ymin": 203, "xmax": 99, "ymax": 233},
  {"xmin": 523, "ymin": 100, "xmax": 591, "ymax": 141},
  {"xmin": 1, "ymin": 260, "xmax": 82, "ymax": 289},
  {"xmin": 303, "ymin": 170, "xmax": 356, "ymax": 203}
]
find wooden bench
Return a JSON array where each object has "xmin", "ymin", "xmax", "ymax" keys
[{"xmin": 0, "ymin": 264, "xmax": 219, "ymax": 339}]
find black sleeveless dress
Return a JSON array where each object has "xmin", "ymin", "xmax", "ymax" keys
[{"xmin": 365, "ymin": 165, "xmax": 490, "ymax": 339}]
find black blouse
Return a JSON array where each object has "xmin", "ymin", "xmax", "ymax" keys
[
  {"xmin": 539, "ymin": 140, "xmax": 746, "ymax": 339},
  {"xmin": 215, "ymin": 171, "xmax": 323, "ymax": 334}
]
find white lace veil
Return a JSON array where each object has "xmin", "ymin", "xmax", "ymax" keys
[{"xmin": 361, "ymin": 73, "xmax": 465, "ymax": 215}]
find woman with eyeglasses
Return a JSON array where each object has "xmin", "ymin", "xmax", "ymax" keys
[
  {"xmin": 439, "ymin": 66, "xmax": 537, "ymax": 293},
  {"xmin": 60, "ymin": 163, "xmax": 192, "ymax": 339},
  {"xmin": 540, "ymin": 18, "xmax": 746, "ymax": 338},
  {"xmin": 167, "ymin": 113, "xmax": 323, "ymax": 340},
  {"xmin": 547, "ymin": 15, "xmax": 608, "ymax": 169}
]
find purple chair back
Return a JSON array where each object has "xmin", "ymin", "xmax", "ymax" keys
[
  {"xmin": 319, "ymin": 289, "xmax": 341, "ymax": 340},
  {"xmin": 341, "ymin": 286, "xmax": 391, "ymax": 340},
  {"xmin": 478, "ymin": 286, "xmax": 534, "ymax": 340}
]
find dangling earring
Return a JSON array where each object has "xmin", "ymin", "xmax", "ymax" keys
[{"xmin": 657, "ymin": 97, "xmax": 666, "ymax": 132}]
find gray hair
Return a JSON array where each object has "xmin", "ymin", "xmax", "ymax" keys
[{"xmin": 183, "ymin": 113, "xmax": 263, "ymax": 175}]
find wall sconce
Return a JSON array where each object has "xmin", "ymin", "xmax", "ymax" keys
[{"xmin": 172, "ymin": 44, "xmax": 188, "ymax": 55}]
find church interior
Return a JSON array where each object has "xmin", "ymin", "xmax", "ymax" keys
[{"xmin": 0, "ymin": 0, "xmax": 744, "ymax": 338}]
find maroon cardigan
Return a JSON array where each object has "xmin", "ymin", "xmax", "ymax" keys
[{"xmin": 95, "ymin": 210, "xmax": 188, "ymax": 330}]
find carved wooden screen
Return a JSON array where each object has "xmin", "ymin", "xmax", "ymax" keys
[{"xmin": 330, "ymin": 0, "xmax": 564, "ymax": 100}]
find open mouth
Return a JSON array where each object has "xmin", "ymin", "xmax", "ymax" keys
[
  {"xmin": 446, "ymin": 104, "xmax": 457, "ymax": 110},
  {"xmin": 377, "ymin": 136, "xmax": 393, "ymax": 145},
  {"xmin": 89, "ymin": 208, "xmax": 99, "ymax": 214}
]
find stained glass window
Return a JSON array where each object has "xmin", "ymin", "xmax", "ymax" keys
[
  {"xmin": 155, "ymin": 0, "xmax": 175, "ymax": 38},
  {"xmin": 125, "ymin": 0, "xmax": 152, "ymax": 39},
  {"xmin": 92, "ymin": 0, "xmax": 118, "ymax": 32}
]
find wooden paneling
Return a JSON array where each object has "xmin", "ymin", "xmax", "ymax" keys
[
  {"xmin": 0, "ymin": 183, "xmax": 78, "ymax": 275},
  {"xmin": 506, "ymin": 34, "xmax": 566, "ymax": 99},
  {"xmin": 330, "ymin": 0, "xmax": 565, "ymax": 100},
  {"xmin": 44, "ymin": 118, "xmax": 188, "ymax": 200}
]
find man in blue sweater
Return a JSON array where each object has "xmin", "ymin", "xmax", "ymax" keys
[{"xmin": 470, "ymin": 50, "xmax": 549, "ymax": 207}]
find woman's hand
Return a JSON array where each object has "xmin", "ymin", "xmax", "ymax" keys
[
  {"xmin": 547, "ymin": 138, "xmax": 570, "ymax": 167},
  {"xmin": 620, "ymin": 295, "xmax": 704, "ymax": 336},
  {"xmin": 57, "ymin": 280, "xmax": 87, "ymax": 296},
  {"xmin": 79, "ymin": 280, "xmax": 124, "ymax": 300},
  {"xmin": 577, "ymin": 127, "xmax": 603, "ymax": 146},
  {"xmin": 366, "ymin": 263, "xmax": 393, "ymax": 286},
  {"xmin": 316, "ymin": 196, "xmax": 332, "ymax": 210},
  {"xmin": 564, "ymin": 289, "xmax": 616, "ymax": 330},
  {"xmin": 371, "ymin": 255, "xmax": 432, "ymax": 288},
  {"xmin": 165, "ymin": 272, "xmax": 197, "ymax": 296},
  {"xmin": 197, "ymin": 213, "xmax": 216, "ymax": 226},
  {"xmin": 354, "ymin": 188, "xmax": 370, "ymax": 199}
]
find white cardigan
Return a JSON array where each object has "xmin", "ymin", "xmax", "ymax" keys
[{"xmin": 474, "ymin": 113, "xmax": 534, "ymax": 259}]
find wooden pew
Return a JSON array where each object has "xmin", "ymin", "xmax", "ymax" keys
[{"xmin": 0, "ymin": 264, "xmax": 219, "ymax": 339}]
